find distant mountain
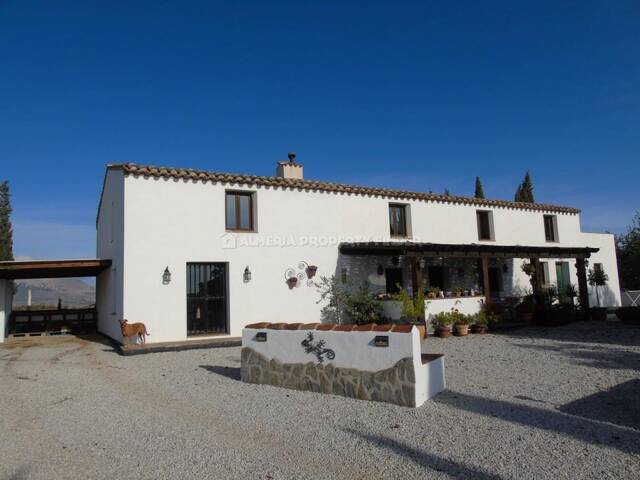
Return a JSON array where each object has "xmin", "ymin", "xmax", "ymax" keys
[{"xmin": 13, "ymin": 278, "xmax": 95, "ymax": 308}]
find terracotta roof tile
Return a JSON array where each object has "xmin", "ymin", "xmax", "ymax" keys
[
  {"xmin": 110, "ymin": 163, "xmax": 580, "ymax": 214},
  {"xmin": 242, "ymin": 322, "xmax": 415, "ymax": 333}
]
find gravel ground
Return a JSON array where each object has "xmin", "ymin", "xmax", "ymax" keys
[{"xmin": 1, "ymin": 320, "xmax": 639, "ymax": 480}]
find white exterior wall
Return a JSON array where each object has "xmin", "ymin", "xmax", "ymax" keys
[
  {"xmin": 96, "ymin": 171, "xmax": 621, "ymax": 343},
  {"xmin": 0, "ymin": 279, "xmax": 9, "ymax": 343},
  {"xmin": 96, "ymin": 169, "xmax": 125, "ymax": 341},
  {"xmin": 580, "ymin": 232, "xmax": 621, "ymax": 307},
  {"xmin": 381, "ymin": 297, "xmax": 485, "ymax": 323}
]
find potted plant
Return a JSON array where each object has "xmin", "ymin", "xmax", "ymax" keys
[
  {"xmin": 588, "ymin": 266, "xmax": 609, "ymax": 321},
  {"xmin": 515, "ymin": 294, "xmax": 535, "ymax": 323},
  {"xmin": 394, "ymin": 287, "xmax": 427, "ymax": 338},
  {"xmin": 427, "ymin": 287, "xmax": 441, "ymax": 299},
  {"xmin": 453, "ymin": 287, "xmax": 463, "ymax": 298},
  {"xmin": 452, "ymin": 310, "xmax": 471, "ymax": 336},
  {"xmin": 471, "ymin": 309, "xmax": 498, "ymax": 334},
  {"xmin": 432, "ymin": 312, "xmax": 453, "ymax": 338},
  {"xmin": 564, "ymin": 284, "xmax": 580, "ymax": 321}
]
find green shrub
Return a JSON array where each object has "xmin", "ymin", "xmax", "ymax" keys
[
  {"xmin": 342, "ymin": 285, "xmax": 382, "ymax": 325},
  {"xmin": 393, "ymin": 286, "xmax": 426, "ymax": 322}
]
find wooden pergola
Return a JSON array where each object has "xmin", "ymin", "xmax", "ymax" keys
[
  {"xmin": 339, "ymin": 242, "xmax": 599, "ymax": 318},
  {"xmin": 0, "ymin": 259, "xmax": 112, "ymax": 279}
]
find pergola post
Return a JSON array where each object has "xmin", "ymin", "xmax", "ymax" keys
[
  {"xmin": 575, "ymin": 257, "xmax": 590, "ymax": 312},
  {"xmin": 530, "ymin": 257, "xmax": 544, "ymax": 296},
  {"xmin": 481, "ymin": 255, "xmax": 491, "ymax": 303},
  {"xmin": 409, "ymin": 256, "xmax": 426, "ymax": 322}
]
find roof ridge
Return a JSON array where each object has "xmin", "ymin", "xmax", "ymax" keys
[{"xmin": 110, "ymin": 162, "xmax": 580, "ymax": 214}]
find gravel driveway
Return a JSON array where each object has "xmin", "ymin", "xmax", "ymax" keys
[{"xmin": 1, "ymin": 321, "xmax": 639, "ymax": 480}]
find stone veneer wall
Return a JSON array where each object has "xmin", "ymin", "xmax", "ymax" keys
[{"xmin": 241, "ymin": 347, "xmax": 417, "ymax": 407}]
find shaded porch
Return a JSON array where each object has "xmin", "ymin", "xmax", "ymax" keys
[{"xmin": 339, "ymin": 242, "xmax": 599, "ymax": 322}]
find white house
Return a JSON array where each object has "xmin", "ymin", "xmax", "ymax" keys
[{"xmin": 93, "ymin": 158, "xmax": 621, "ymax": 344}]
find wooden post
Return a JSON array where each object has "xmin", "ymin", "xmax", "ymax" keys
[
  {"xmin": 576, "ymin": 257, "xmax": 589, "ymax": 312},
  {"xmin": 481, "ymin": 255, "xmax": 491, "ymax": 303},
  {"xmin": 530, "ymin": 257, "xmax": 544, "ymax": 294},
  {"xmin": 409, "ymin": 256, "xmax": 425, "ymax": 322}
]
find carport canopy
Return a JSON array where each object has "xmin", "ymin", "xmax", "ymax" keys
[{"xmin": 0, "ymin": 259, "xmax": 112, "ymax": 279}]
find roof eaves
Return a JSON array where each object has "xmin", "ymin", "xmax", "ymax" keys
[{"xmin": 118, "ymin": 162, "xmax": 581, "ymax": 214}]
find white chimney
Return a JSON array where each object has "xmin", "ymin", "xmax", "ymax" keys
[{"xmin": 276, "ymin": 152, "xmax": 303, "ymax": 180}]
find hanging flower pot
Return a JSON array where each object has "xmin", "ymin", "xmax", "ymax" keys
[
  {"xmin": 306, "ymin": 265, "xmax": 318, "ymax": 279},
  {"xmin": 286, "ymin": 277, "xmax": 298, "ymax": 289}
]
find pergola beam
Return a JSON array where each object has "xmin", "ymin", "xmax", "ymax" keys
[{"xmin": 339, "ymin": 242, "xmax": 599, "ymax": 259}]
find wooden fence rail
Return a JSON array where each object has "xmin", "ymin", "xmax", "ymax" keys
[{"xmin": 9, "ymin": 308, "xmax": 97, "ymax": 336}]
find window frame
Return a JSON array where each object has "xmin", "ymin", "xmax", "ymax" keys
[
  {"xmin": 225, "ymin": 190, "xmax": 256, "ymax": 232},
  {"xmin": 389, "ymin": 203, "xmax": 409, "ymax": 238},
  {"xmin": 543, "ymin": 214, "xmax": 559, "ymax": 243},
  {"xmin": 476, "ymin": 210, "xmax": 495, "ymax": 241}
]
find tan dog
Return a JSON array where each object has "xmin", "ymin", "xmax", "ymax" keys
[{"xmin": 118, "ymin": 319, "xmax": 150, "ymax": 345}]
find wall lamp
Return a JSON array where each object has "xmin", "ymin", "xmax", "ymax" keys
[
  {"xmin": 243, "ymin": 266, "xmax": 252, "ymax": 283},
  {"xmin": 162, "ymin": 267, "xmax": 171, "ymax": 285}
]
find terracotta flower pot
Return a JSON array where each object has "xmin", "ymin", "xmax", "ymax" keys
[
  {"xmin": 471, "ymin": 324, "xmax": 487, "ymax": 334},
  {"xmin": 436, "ymin": 326, "xmax": 451, "ymax": 338},
  {"xmin": 306, "ymin": 265, "xmax": 318, "ymax": 279},
  {"xmin": 454, "ymin": 324, "xmax": 469, "ymax": 336},
  {"xmin": 286, "ymin": 277, "xmax": 298, "ymax": 289}
]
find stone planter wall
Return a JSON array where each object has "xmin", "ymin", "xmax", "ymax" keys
[{"xmin": 241, "ymin": 322, "xmax": 445, "ymax": 407}]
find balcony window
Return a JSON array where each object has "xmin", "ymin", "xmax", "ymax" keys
[
  {"xmin": 544, "ymin": 215, "xmax": 558, "ymax": 242},
  {"xmin": 226, "ymin": 191, "xmax": 255, "ymax": 231},
  {"xmin": 476, "ymin": 210, "xmax": 494, "ymax": 241},
  {"xmin": 389, "ymin": 204, "xmax": 408, "ymax": 237}
]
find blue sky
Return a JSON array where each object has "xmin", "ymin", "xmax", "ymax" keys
[{"xmin": 1, "ymin": 0, "xmax": 638, "ymax": 260}]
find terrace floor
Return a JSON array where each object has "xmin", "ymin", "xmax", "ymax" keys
[{"xmin": 1, "ymin": 321, "xmax": 639, "ymax": 479}]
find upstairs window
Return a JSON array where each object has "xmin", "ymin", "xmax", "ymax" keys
[
  {"xmin": 544, "ymin": 215, "xmax": 558, "ymax": 242},
  {"xmin": 225, "ymin": 191, "xmax": 254, "ymax": 231},
  {"xmin": 476, "ymin": 210, "xmax": 494, "ymax": 241},
  {"xmin": 389, "ymin": 204, "xmax": 408, "ymax": 237}
]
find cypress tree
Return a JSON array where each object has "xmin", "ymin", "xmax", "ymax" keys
[
  {"xmin": 522, "ymin": 171, "xmax": 535, "ymax": 203},
  {"xmin": 0, "ymin": 181, "xmax": 14, "ymax": 261},
  {"xmin": 444, "ymin": 188, "xmax": 451, "ymax": 196},
  {"xmin": 474, "ymin": 176, "xmax": 485, "ymax": 199},
  {"xmin": 514, "ymin": 184, "xmax": 523, "ymax": 202}
]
